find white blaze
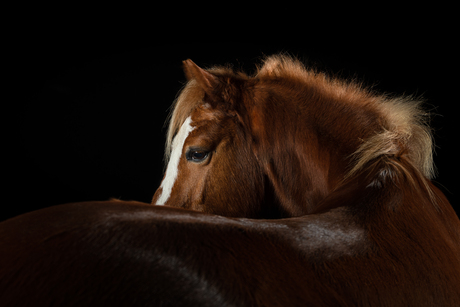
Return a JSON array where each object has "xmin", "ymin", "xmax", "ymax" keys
[{"xmin": 155, "ymin": 116, "xmax": 195, "ymax": 206}]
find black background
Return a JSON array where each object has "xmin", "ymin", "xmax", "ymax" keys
[{"xmin": 6, "ymin": 42, "xmax": 458, "ymax": 221}]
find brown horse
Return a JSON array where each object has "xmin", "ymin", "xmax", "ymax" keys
[
  {"xmin": 153, "ymin": 56, "xmax": 438, "ymax": 218},
  {"xmin": 1, "ymin": 55, "xmax": 459, "ymax": 306}
]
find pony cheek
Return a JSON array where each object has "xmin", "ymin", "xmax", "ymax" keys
[{"xmin": 186, "ymin": 168, "xmax": 210, "ymax": 208}]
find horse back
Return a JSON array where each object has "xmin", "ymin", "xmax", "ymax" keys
[
  {"xmin": 0, "ymin": 201, "xmax": 316, "ymax": 306},
  {"xmin": 1, "ymin": 197, "xmax": 459, "ymax": 306}
]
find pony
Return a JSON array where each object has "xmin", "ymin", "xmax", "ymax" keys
[
  {"xmin": 1, "ymin": 55, "xmax": 459, "ymax": 306},
  {"xmin": 152, "ymin": 55, "xmax": 436, "ymax": 218}
]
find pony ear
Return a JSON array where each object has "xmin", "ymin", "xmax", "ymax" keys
[{"xmin": 182, "ymin": 59, "xmax": 220, "ymax": 95}]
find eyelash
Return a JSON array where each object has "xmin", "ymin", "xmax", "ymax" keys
[{"xmin": 186, "ymin": 149, "xmax": 210, "ymax": 163}]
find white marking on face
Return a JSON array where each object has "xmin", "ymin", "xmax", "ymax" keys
[{"xmin": 155, "ymin": 116, "xmax": 195, "ymax": 206}]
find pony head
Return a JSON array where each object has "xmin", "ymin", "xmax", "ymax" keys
[{"xmin": 152, "ymin": 60, "xmax": 277, "ymax": 218}]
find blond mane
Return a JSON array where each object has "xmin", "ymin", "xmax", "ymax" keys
[
  {"xmin": 165, "ymin": 79, "xmax": 205, "ymax": 162},
  {"xmin": 164, "ymin": 55, "xmax": 435, "ymax": 180}
]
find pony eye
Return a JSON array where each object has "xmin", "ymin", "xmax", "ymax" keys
[{"xmin": 186, "ymin": 150, "xmax": 209, "ymax": 163}]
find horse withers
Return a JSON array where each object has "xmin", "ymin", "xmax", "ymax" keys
[{"xmin": 1, "ymin": 55, "xmax": 459, "ymax": 306}]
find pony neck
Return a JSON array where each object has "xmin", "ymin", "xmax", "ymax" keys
[{"xmin": 251, "ymin": 83, "xmax": 382, "ymax": 216}]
